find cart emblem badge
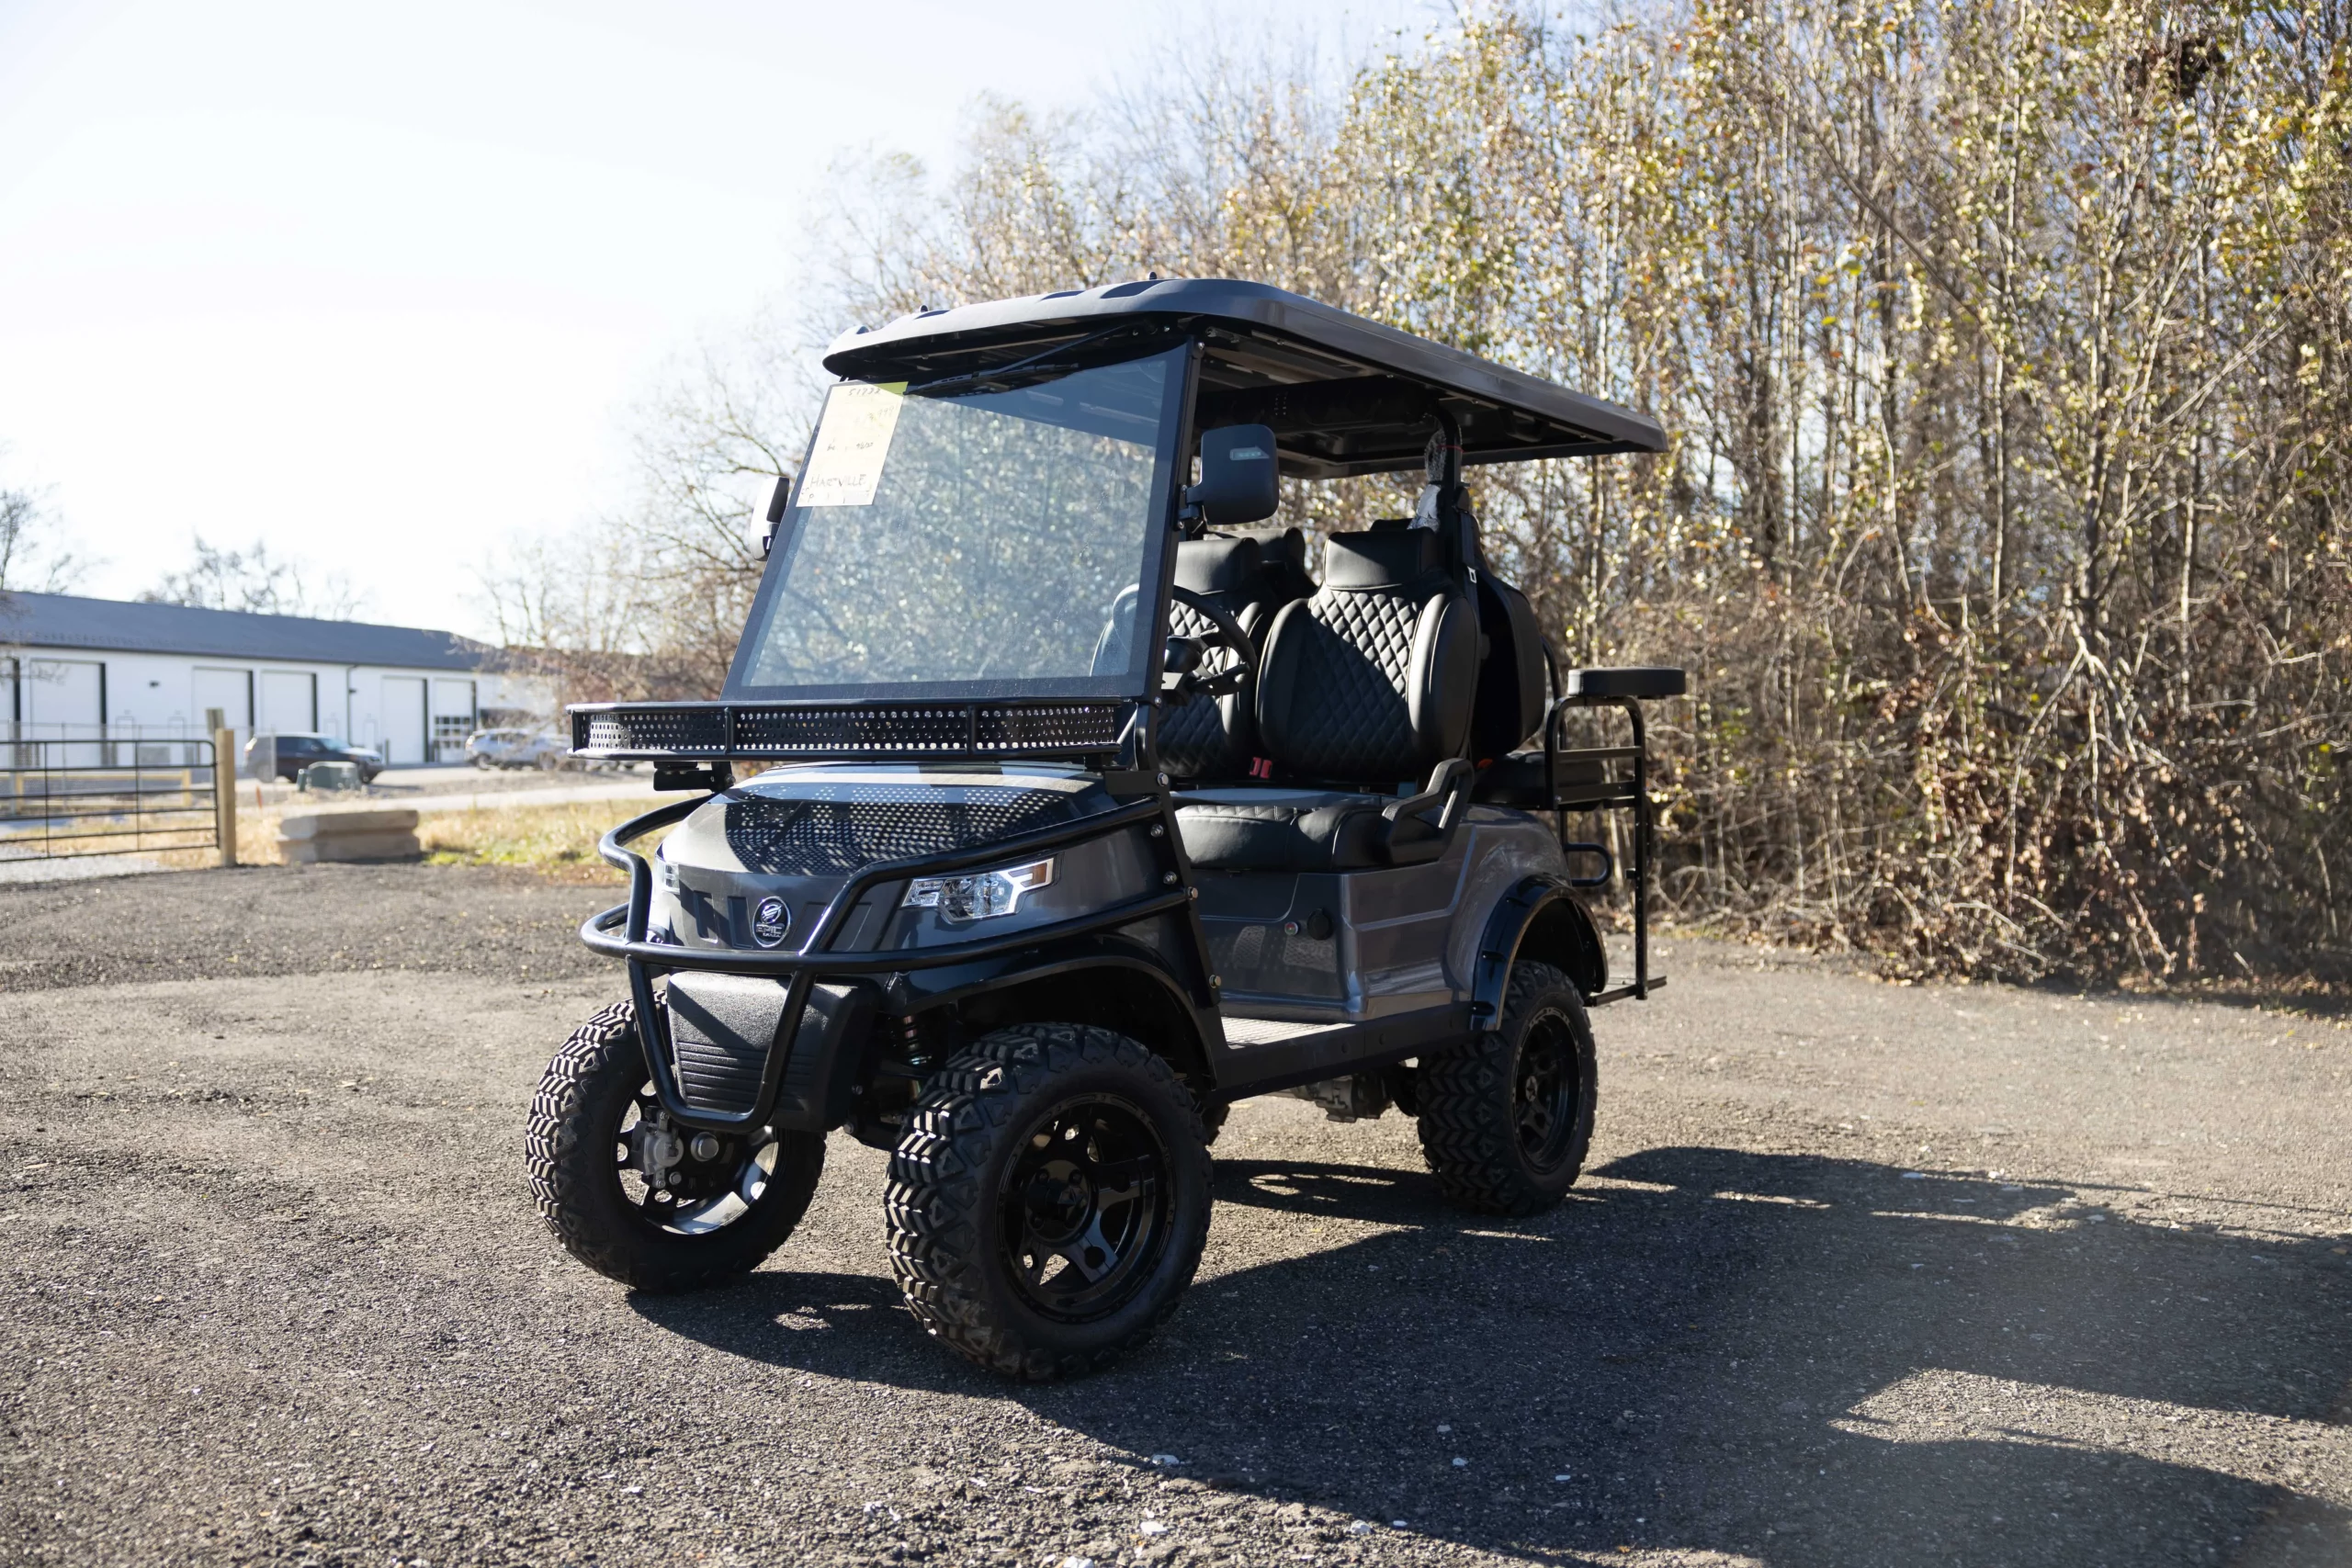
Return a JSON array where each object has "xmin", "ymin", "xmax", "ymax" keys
[{"xmin": 750, "ymin": 897, "xmax": 790, "ymax": 948}]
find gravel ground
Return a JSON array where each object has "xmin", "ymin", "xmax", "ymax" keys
[{"xmin": 2, "ymin": 863, "xmax": 2346, "ymax": 1568}]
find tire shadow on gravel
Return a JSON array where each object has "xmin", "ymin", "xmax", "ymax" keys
[
  {"xmin": 639, "ymin": 1147, "xmax": 2352, "ymax": 1567},
  {"xmin": 628, "ymin": 1269, "xmax": 1005, "ymax": 1396}
]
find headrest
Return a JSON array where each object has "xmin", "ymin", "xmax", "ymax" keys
[
  {"xmin": 1240, "ymin": 525, "xmax": 1317, "ymax": 601},
  {"xmin": 1173, "ymin": 535, "xmax": 1265, "ymax": 595},
  {"xmin": 1258, "ymin": 525, "xmax": 1310, "ymax": 578},
  {"xmin": 1322, "ymin": 528, "xmax": 1443, "ymax": 590}
]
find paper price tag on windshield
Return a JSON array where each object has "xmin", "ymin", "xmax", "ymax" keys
[{"xmin": 797, "ymin": 380, "xmax": 907, "ymax": 507}]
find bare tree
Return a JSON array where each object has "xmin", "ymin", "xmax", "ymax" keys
[
  {"xmin": 476, "ymin": 523, "xmax": 681, "ymax": 708},
  {"xmin": 0, "ymin": 475, "xmax": 88, "ymax": 596},
  {"xmin": 476, "ymin": 314, "xmax": 821, "ymax": 702},
  {"xmin": 140, "ymin": 536, "xmax": 367, "ymax": 619},
  {"xmin": 615, "ymin": 318, "xmax": 820, "ymax": 694}
]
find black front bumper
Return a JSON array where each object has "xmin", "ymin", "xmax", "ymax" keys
[{"xmin": 583, "ymin": 792, "xmax": 1209, "ymax": 1133}]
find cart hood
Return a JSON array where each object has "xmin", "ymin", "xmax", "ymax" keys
[{"xmin": 650, "ymin": 763, "xmax": 1118, "ymax": 954}]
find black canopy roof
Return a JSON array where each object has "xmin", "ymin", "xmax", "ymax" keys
[{"xmin": 821, "ymin": 278, "xmax": 1666, "ymax": 479}]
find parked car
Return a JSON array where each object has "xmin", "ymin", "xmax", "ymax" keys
[
  {"xmin": 247, "ymin": 732, "xmax": 383, "ymax": 784},
  {"xmin": 465, "ymin": 728, "xmax": 571, "ymax": 770}
]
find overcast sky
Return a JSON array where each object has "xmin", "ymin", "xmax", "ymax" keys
[{"xmin": 0, "ymin": 0, "xmax": 1443, "ymax": 636}]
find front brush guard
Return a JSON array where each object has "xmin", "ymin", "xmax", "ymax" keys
[{"xmin": 582, "ymin": 792, "xmax": 1210, "ymax": 1132}]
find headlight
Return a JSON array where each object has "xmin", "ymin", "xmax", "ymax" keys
[{"xmin": 902, "ymin": 857, "xmax": 1055, "ymax": 921}]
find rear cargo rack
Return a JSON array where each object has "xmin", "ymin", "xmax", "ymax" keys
[{"xmin": 1541, "ymin": 668, "xmax": 1686, "ymax": 1004}]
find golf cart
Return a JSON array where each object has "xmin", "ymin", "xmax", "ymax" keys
[{"xmin": 526, "ymin": 278, "xmax": 1685, "ymax": 1380}]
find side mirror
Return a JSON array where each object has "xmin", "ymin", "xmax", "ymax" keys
[
  {"xmin": 1186, "ymin": 424, "xmax": 1279, "ymax": 526},
  {"xmin": 760, "ymin": 472, "xmax": 794, "ymax": 558}
]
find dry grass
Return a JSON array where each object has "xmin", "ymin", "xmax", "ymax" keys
[
  {"xmin": 5, "ymin": 795, "xmax": 675, "ymax": 884},
  {"xmin": 0, "ymin": 834, "xmax": 223, "ymax": 873},
  {"xmin": 416, "ymin": 799, "xmax": 654, "ymax": 882},
  {"xmin": 17, "ymin": 797, "xmax": 662, "ymax": 879}
]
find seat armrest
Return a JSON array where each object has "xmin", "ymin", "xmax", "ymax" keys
[
  {"xmin": 1380, "ymin": 758, "xmax": 1474, "ymax": 863},
  {"xmin": 1384, "ymin": 757, "xmax": 1474, "ymax": 828},
  {"xmin": 1564, "ymin": 666, "xmax": 1687, "ymax": 700}
]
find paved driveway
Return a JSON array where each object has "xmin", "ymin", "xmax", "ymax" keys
[{"xmin": 3, "ymin": 865, "xmax": 2346, "ymax": 1566}]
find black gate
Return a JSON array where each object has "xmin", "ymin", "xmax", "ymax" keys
[{"xmin": 0, "ymin": 736, "xmax": 222, "ymax": 862}]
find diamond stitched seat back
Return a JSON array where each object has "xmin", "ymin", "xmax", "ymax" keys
[
  {"xmin": 1278, "ymin": 589, "xmax": 1423, "ymax": 778},
  {"xmin": 1158, "ymin": 594, "xmax": 1250, "ymax": 777},
  {"xmin": 1255, "ymin": 530, "xmax": 1476, "ymax": 784},
  {"xmin": 1157, "ymin": 531, "xmax": 1314, "ymax": 781}
]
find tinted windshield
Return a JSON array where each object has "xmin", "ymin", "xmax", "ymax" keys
[{"xmin": 729, "ymin": 345, "xmax": 1185, "ymax": 699}]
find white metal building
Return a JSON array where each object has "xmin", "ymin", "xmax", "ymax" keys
[{"xmin": 0, "ymin": 592, "xmax": 547, "ymax": 765}]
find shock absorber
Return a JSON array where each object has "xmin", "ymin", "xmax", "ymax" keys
[{"xmin": 891, "ymin": 1012, "xmax": 932, "ymax": 1072}]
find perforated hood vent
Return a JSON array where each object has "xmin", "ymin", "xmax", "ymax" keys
[{"xmin": 650, "ymin": 764, "xmax": 1118, "ymax": 953}]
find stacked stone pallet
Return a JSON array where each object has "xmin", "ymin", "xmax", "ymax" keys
[{"xmin": 276, "ymin": 807, "xmax": 422, "ymax": 863}]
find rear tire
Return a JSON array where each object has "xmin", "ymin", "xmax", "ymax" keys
[
  {"xmin": 887, "ymin": 1024, "xmax": 1212, "ymax": 1380},
  {"xmin": 526, "ymin": 999, "xmax": 824, "ymax": 1291},
  {"xmin": 1415, "ymin": 962, "xmax": 1596, "ymax": 1215}
]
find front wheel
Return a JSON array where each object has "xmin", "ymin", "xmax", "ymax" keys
[
  {"xmin": 1415, "ymin": 962, "xmax": 1597, "ymax": 1215},
  {"xmin": 886, "ymin": 1024, "xmax": 1212, "ymax": 1380},
  {"xmin": 526, "ymin": 999, "xmax": 825, "ymax": 1291}
]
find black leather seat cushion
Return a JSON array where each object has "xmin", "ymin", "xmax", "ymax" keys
[{"xmin": 1174, "ymin": 788, "xmax": 1392, "ymax": 872}]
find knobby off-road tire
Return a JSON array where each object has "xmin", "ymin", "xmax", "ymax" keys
[
  {"xmin": 526, "ymin": 998, "xmax": 824, "ymax": 1292},
  {"xmin": 1416, "ymin": 962, "xmax": 1597, "ymax": 1215},
  {"xmin": 887, "ymin": 1024, "xmax": 1213, "ymax": 1381}
]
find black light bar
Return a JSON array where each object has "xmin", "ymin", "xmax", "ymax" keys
[{"xmin": 570, "ymin": 700, "xmax": 1134, "ymax": 762}]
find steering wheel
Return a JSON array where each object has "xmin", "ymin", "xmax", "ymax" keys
[{"xmin": 1166, "ymin": 586, "xmax": 1259, "ymax": 705}]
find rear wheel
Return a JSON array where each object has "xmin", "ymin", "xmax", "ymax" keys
[
  {"xmin": 526, "ymin": 999, "xmax": 825, "ymax": 1291},
  {"xmin": 887, "ymin": 1024, "xmax": 1212, "ymax": 1380},
  {"xmin": 1415, "ymin": 962, "xmax": 1596, "ymax": 1215}
]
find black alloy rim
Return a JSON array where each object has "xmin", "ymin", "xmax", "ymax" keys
[
  {"xmin": 998, "ymin": 1095, "xmax": 1171, "ymax": 1321},
  {"xmin": 1514, "ymin": 1012, "xmax": 1583, "ymax": 1172},
  {"xmin": 615, "ymin": 1082, "xmax": 777, "ymax": 1235}
]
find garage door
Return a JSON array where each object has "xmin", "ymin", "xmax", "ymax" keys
[
  {"xmin": 25, "ymin": 659, "xmax": 104, "ymax": 729},
  {"xmin": 430, "ymin": 679, "xmax": 476, "ymax": 763},
  {"xmin": 258, "ymin": 671, "xmax": 316, "ymax": 735},
  {"xmin": 18, "ymin": 659, "xmax": 103, "ymax": 764},
  {"xmin": 381, "ymin": 677, "xmax": 427, "ymax": 766},
  {"xmin": 192, "ymin": 668, "xmax": 253, "ymax": 741}
]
